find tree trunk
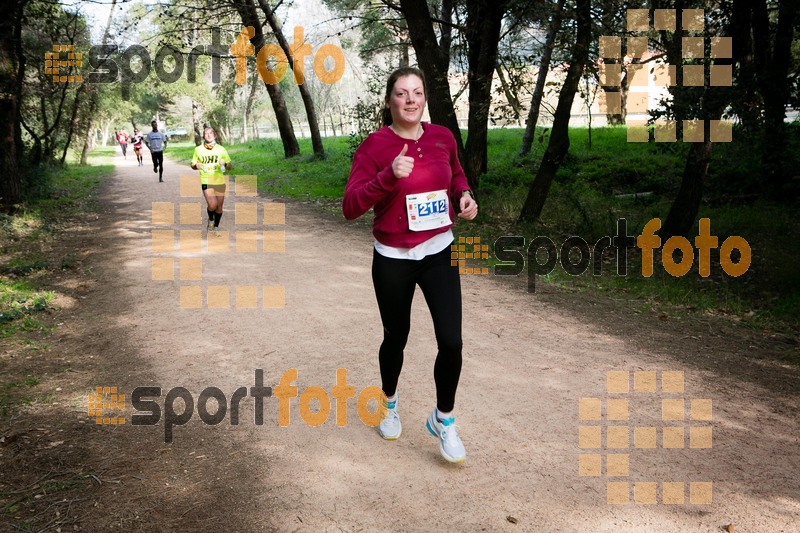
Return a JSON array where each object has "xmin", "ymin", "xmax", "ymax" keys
[
  {"xmin": 62, "ymin": 84, "xmax": 85, "ymax": 165},
  {"xmin": 102, "ymin": 120, "xmax": 110, "ymax": 146},
  {"xmin": 81, "ymin": 0, "xmax": 116, "ymax": 165},
  {"xmin": 0, "ymin": 0, "xmax": 26, "ymax": 211},
  {"xmin": 79, "ymin": 86, "xmax": 98, "ymax": 165},
  {"xmin": 226, "ymin": 98, "xmax": 235, "ymax": 144},
  {"xmin": 79, "ymin": 115, "xmax": 94, "ymax": 165},
  {"xmin": 399, "ymin": 0, "xmax": 466, "ymax": 171},
  {"xmin": 400, "ymin": 41, "xmax": 410, "ymax": 67},
  {"xmin": 257, "ymin": 0, "xmax": 324, "ymax": 156},
  {"xmin": 754, "ymin": 0, "xmax": 796, "ymax": 198},
  {"xmin": 601, "ymin": 77, "xmax": 628, "ymax": 125},
  {"xmin": 518, "ymin": 0, "xmax": 591, "ymax": 223},
  {"xmin": 192, "ymin": 100, "xmax": 203, "ymax": 146},
  {"xmin": 599, "ymin": 0, "xmax": 627, "ymax": 127},
  {"xmin": 265, "ymin": 80, "xmax": 299, "ymax": 157},
  {"xmin": 520, "ymin": 0, "xmax": 566, "ymax": 157},
  {"xmin": 494, "ymin": 65, "xmax": 523, "ymax": 126},
  {"xmin": 661, "ymin": 141, "xmax": 713, "ymax": 239},
  {"xmin": 660, "ymin": 0, "xmax": 685, "ymax": 139},
  {"xmin": 731, "ymin": 0, "xmax": 758, "ymax": 131},
  {"xmin": 243, "ymin": 71, "xmax": 258, "ymax": 143},
  {"xmin": 601, "ymin": 40, "xmax": 629, "ymax": 126},
  {"xmin": 462, "ymin": 0, "xmax": 508, "ymax": 188},
  {"xmin": 232, "ymin": 0, "xmax": 299, "ymax": 157},
  {"xmin": 661, "ymin": 7, "xmax": 736, "ymax": 238}
]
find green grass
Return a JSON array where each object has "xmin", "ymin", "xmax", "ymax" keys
[
  {"xmin": 0, "ymin": 148, "xmax": 113, "ymax": 418},
  {"xmin": 0, "ymin": 149, "xmax": 113, "ymax": 346},
  {"xmin": 0, "ymin": 279, "xmax": 54, "ymax": 337},
  {"xmin": 169, "ymin": 138, "xmax": 353, "ymax": 200},
  {"xmin": 477, "ymin": 127, "xmax": 797, "ymax": 332},
  {"xmin": 39, "ymin": 478, "xmax": 88, "ymax": 494},
  {"xmin": 168, "ymin": 126, "xmax": 798, "ymax": 333},
  {"xmin": 0, "ymin": 375, "xmax": 42, "ymax": 417}
]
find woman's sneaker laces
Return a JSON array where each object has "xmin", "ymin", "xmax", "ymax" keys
[{"xmin": 426, "ymin": 408, "xmax": 466, "ymax": 463}]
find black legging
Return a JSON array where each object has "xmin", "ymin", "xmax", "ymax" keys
[
  {"xmin": 371, "ymin": 244, "xmax": 463, "ymax": 412},
  {"xmin": 151, "ymin": 151, "xmax": 164, "ymax": 178}
]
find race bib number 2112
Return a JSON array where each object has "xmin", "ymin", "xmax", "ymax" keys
[{"xmin": 406, "ymin": 189, "xmax": 451, "ymax": 231}]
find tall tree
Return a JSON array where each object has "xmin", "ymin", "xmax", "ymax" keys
[
  {"xmin": 401, "ymin": 0, "xmax": 525, "ymax": 189},
  {"xmin": 257, "ymin": 0, "xmax": 325, "ymax": 156},
  {"xmin": 231, "ymin": 0, "xmax": 299, "ymax": 157},
  {"xmin": 19, "ymin": 4, "xmax": 82, "ymax": 164},
  {"xmin": 520, "ymin": 0, "xmax": 566, "ymax": 157},
  {"xmin": 518, "ymin": 0, "xmax": 592, "ymax": 223},
  {"xmin": 462, "ymin": 0, "xmax": 510, "ymax": 186},
  {"xmin": 597, "ymin": 0, "xmax": 629, "ymax": 126},
  {"xmin": 660, "ymin": 1, "xmax": 735, "ymax": 238},
  {"xmin": 753, "ymin": 0, "xmax": 797, "ymax": 199},
  {"xmin": 399, "ymin": 0, "xmax": 466, "ymax": 166},
  {"xmin": 0, "ymin": 0, "xmax": 28, "ymax": 211},
  {"xmin": 79, "ymin": 0, "xmax": 116, "ymax": 165}
]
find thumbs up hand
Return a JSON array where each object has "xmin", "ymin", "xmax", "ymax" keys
[{"xmin": 392, "ymin": 144, "xmax": 415, "ymax": 179}]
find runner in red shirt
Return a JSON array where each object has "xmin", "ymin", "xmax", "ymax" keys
[
  {"xmin": 343, "ymin": 67, "xmax": 478, "ymax": 463},
  {"xmin": 117, "ymin": 130, "xmax": 129, "ymax": 159}
]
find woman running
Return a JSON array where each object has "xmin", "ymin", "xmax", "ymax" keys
[
  {"xmin": 118, "ymin": 130, "xmax": 129, "ymax": 159},
  {"xmin": 191, "ymin": 127, "xmax": 232, "ymax": 235},
  {"xmin": 342, "ymin": 67, "xmax": 478, "ymax": 463},
  {"xmin": 145, "ymin": 121, "xmax": 168, "ymax": 182},
  {"xmin": 131, "ymin": 129, "xmax": 144, "ymax": 166}
]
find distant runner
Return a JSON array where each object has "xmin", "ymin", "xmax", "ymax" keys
[
  {"xmin": 131, "ymin": 129, "xmax": 144, "ymax": 167},
  {"xmin": 145, "ymin": 121, "xmax": 167, "ymax": 182},
  {"xmin": 191, "ymin": 126, "xmax": 232, "ymax": 235},
  {"xmin": 117, "ymin": 130, "xmax": 129, "ymax": 160}
]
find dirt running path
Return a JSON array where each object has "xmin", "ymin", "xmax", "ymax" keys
[{"xmin": 16, "ymin": 153, "xmax": 800, "ymax": 531}]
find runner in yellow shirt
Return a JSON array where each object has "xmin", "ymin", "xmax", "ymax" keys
[{"xmin": 191, "ymin": 127, "xmax": 232, "ymax": 235}]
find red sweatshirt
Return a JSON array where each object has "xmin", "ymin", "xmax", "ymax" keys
[{"xmin": 342, "ymin": 123, "xmax": 471, "ymax": 248}]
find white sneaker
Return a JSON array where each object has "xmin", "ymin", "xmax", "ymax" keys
[
  {"xmin": 426, "ymin": 409, "xmax": 466, "ymax": 462},
  {"xmin": 378, "ymin": 396, "xmax": 401, "ymax": 440}
]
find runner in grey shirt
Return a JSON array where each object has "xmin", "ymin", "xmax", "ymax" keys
[{"xmin": 145, "ymin": 121, "xmax": 168, "ymax": 182}]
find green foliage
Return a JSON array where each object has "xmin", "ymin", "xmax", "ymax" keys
[
  {"xmin": 321, "ymin": 0, "xmax": 408, "ymax": 64},
  {"xmin": 0, "ymin": 374, "xmax": 44, "ymax": 417},
  {"xmin": 19, "ymin": 0, "xmax": 92, "ymax": 165},
  {"xmin": 1, "ymin": 151, "xmax": 111, "ymax": 340},
  {"xmin": 170, "ymin": 138, "xmax": 353, "ymax": 199},
  {"xmin": 0, "ymin": 280, "xmax": 53, "ymax": 329},
  {"xmin": 168, "ymin": 126, "xmax": 798, "ymax": 332},
  {"xmin": 346, "ymin": 97, "xmax": 382, "ymax": 159}
]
